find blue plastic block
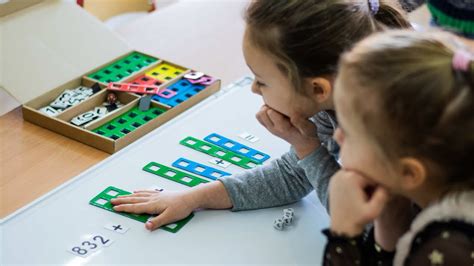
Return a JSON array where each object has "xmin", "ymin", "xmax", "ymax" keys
[
  {"xmin": 172, "ymin": 157, "xmax": 231, "ymax": 180},
  {"xmin": 204, "ymin": 133, "xmax": 270, "ymax": 163},
  {"xmin": 152, "ymin": 79, "xmax": 205, "ymax": 107}
]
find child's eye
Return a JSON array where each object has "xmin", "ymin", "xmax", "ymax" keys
[{"xmin": 255, "ymin": 81, "xmax": 266, "ymax": 87}]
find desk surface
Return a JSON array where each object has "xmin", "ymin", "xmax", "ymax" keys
[
  {"xmin": 1, "ymin": 79, "xmax": 330, "ymax": 265},
  {"xmin": 0, "ymin": 0, "xmax": 249, "ymax": 218}
]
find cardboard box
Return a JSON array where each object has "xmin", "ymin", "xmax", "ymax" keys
[
  {"xmin": 21, "ymin": 50, "xmax": 220, "ymax": 153},
  {"xmin": 1, "ymin": 1, "xmax": 220, "ymax": 154},
  {"xmin": 0, "ymin": 0, "xmax": 44, "ymax": 17}
]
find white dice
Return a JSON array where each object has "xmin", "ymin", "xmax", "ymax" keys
[
  {"xmin": 282, "ymin": 214, "xmax": 293, "ymax": 226},
  {"xmin": 273, "ymin": 218, "xmax": 284, "ymax": 231},
  {"xmin": 273, "ymin": 208, "xmax": 295, "ymax": 231},
  {"xmin": 283, "ymin": 208, "xmax": 294, "ymax": 217}
]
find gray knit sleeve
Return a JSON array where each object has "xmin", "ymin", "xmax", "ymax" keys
[
  {"xmin": 297, "ymin": 144, "xmax": 340, "ymax": 210},
  {"xmin": 218, "ymin": 147, "xmax": 314, "ymax": 211}
]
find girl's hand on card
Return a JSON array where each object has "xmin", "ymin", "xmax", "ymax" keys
[
  {"xmin": 329, "ymin": 170, "xmax": 390, "ymax": 237},
  {"xmin": 111, "ymin": 190, "xmax": 195, "ymax": 231},
  {"xmin": 256, "ymin": 105, "xmax": 320, "ymax": 159}
]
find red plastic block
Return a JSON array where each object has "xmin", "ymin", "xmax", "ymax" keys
[
  {"xmin": 130, "ymin": 75, "xmax": 162, "ymax": 86},
  {"xmin": 107, "ymin": 82, "xmax": 177, "ymax": 98}
]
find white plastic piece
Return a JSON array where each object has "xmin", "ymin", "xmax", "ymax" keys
[
  {"xmin": 71, "ymin": 110, "xmax": 100, "ymax": 126},
  {"xmin": 104, "ymin": 223, "xmax": 130, "ymax": 234},
  {"xmin": 94, "ymin": 106, "xmax": 108, "ymax": 117},
  {"xmin": 76, "ymin": 86, "xmax": 93, "ymax": 96},
  {"xmin": 50, "ymin": 99, "xmax": 70, "ymax": 109},
  {"xmin": 184, "ymin": 71, "xmax": 204, "ymax": 80},
  {"xmin": 238, "ymin": 132, "xmax": 260, "ymax": 143},
  {"xmin": 39, "ymin": 106, "xmax": 59, "ymax": 117}
]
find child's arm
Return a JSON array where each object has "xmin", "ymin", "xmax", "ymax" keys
[{"xmin": 219, "ymin": 149, "xmax": 316, "ymax": 210}]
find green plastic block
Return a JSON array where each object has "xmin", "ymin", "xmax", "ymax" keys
[
  {"xmin": 143, "ymin": 162, "xmax": 209, "ymax": 187},
  {"xmin": 89, "ymin": 186, "xmax": 193, "ymax": 233},
  {"xmin": 179, "ymin": 136, "xmax": 261, "ymax": 169},
  {"xmin": 92, "ymin": 106, "xmax": 166, "ymax": 140},
  {"xmin": 88, "ymin": 52, "xmax": 158, "ymax": 83}
]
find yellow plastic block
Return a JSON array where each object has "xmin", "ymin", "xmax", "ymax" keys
[{"xmin": 145, "ymin": 62, "xmax": 186, "ymax": 82}]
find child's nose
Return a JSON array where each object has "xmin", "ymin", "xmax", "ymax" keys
[{"xmin": 251, "ymin": 82, "xmax": 262, "ymax": 95}]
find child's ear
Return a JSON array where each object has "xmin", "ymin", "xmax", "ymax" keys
[
  {"xmin": 308, "ymin": 77, "xmax": 332, "ymax": 104},
  {"xmin": 399, "ymin": 158, "xmax": 427, "ymax": 191}
]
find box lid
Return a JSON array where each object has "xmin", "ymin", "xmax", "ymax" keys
[
  {"xmin": 0, "ymin": 0, "xmax": 44, "ymax": 18},
  {"xmin": 0, "ymin": 0, "xmax": 131, "ymax": 103}
]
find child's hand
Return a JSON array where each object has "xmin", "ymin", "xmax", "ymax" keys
[
  {"xmin": 374, "ymin": 195, "xmax": 415, "ymax": 251},
  {"xmin": 329, "ymin": 170, "xmax": 389, "ymax": 237},
  {"xmin": 256, "ymin": 105, "xmax": 320, "ymax": 159},
  {"xmin": 111, "ymin": 190, "xmax": 195, "ymax": 231}
]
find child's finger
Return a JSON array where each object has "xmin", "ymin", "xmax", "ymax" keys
[
  {"xmin": 145, "ymin": 209, "xmax": 175, "ymax": 231},
  {"xmin": 365, "ymin": 186, "xmax": 390, "ymax": 218},
  {"xmin": 133, "ymin": 189, "xmax": 161, "ymax": 194},
  {"xmin": 291, "ymin": 116, "xmax": 317, "ymax": 137},
  {"xmin": 112, "ymin": 202, "xmax": 153, "ymax": 213},
  {"xmin": 257, "ymin": 108, "xmax": 274, "ymax": 128},
  {"xmin": 116, "ymin": 192, "xmax": 154, "ymax": 199},
  {"xmin": 110, "ymin": 196, "xmax": 151, "ymax": 205},
  {"xmin": 266, "ymin": 109, "xmax": 291, "ymax": 129}
]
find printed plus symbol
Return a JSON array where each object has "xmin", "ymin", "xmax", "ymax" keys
[
  {"xmin": 105, "ymin": 222, "xmax": 129, "ymax": 234},
  {"xmin": 215, "ymin": 159, "xmax": 225, "ymax": 165},
  {"xmin": 113, "ymin": 225, "xmax": 123, "ymax": 231}
]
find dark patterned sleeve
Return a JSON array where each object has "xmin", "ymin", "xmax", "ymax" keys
[
  {"xmin": 322, "ymin": 227, "xmax": 395, "ymax": 266},
  {"xmin": 403, "ymin": 221, "xmax": 474, "ymax": 266}
]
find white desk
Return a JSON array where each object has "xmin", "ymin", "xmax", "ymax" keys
[{"xmin": 1, "ymin": 78, "xmax": 330, "ymax": 265}]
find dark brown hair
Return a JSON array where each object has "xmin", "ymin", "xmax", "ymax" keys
[
  {"xmin": 338, "ymin": 30, "xmax": 474, "ymax": 189},
  {"xmin": 245, "ymin": 0, "xmax": 411, "ymax": 93}
]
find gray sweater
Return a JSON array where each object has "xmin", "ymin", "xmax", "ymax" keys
[{"xmin": 219, "ymin": 111, "xmax": 340, "ymax": 211}]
